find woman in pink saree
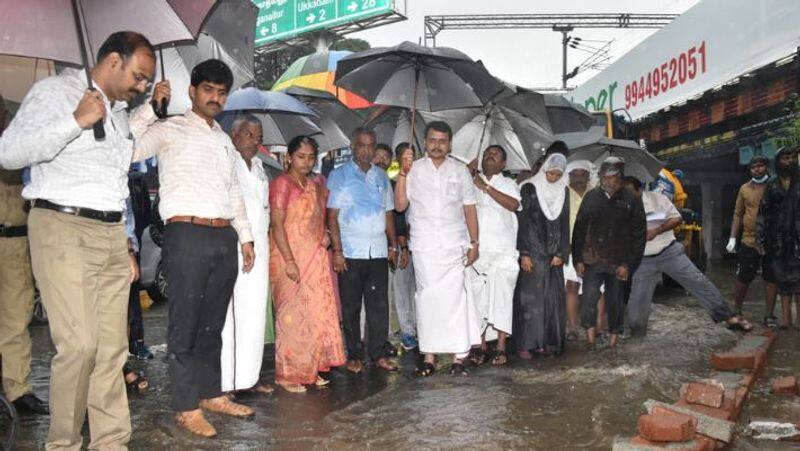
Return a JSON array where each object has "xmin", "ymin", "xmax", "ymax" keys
[{"xmin": 269, "ymin": 136, "xmax": 346, "ymax": 393}]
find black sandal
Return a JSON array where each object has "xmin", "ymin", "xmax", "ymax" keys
[
  {"xmin": 415, "ymin": 362, "xmax": 435, "ymax": 377},
  {"xmin": 124, "ymin": 369, "xmax": 149, "ymax": 393},
  {"xmin": 727, "ymin": 316, "xmax": 753, "ymax": 332},
  {"xmin": 449, "ymin": 362, "xmax": 469, "ymax": 376}
]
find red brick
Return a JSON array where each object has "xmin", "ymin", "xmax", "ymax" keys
[
  {"xmin": 710, "ymin": 350, "xmax": 757, "ymax": 371},
  {"xmin": 771, "ymin": 376, "xmax": 798, "ymax": 395},
  {"xmin": 692, "ymin": 435, "xmax": 719, "ymax": 451},
  {"xmin": 638, "ymin": 410, "xmax": 697, "ymax": 442},
  {"xmin": 624, "ymin": 435, "xmax": 714, "ymax": 450},
  {"xmin": 681, "ymin": 382, "xmax": 725, "ymax": 408}
]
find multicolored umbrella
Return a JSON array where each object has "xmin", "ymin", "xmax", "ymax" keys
[{"xmin": 272, "ymin": 50, "xmax": 372, "ymax": 110}]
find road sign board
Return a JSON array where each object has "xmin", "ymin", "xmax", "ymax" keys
[{"xmin": 254, "ymin": 0, "xmax": 394, "ymax": 47}]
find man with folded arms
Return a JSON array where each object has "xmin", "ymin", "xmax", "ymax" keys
[
  {"xmin": 133, "ymin": 59, "xmax": 255, "ymax": 438},
  {"xmin": 0, "ymin": 32, "xmax": 169, "ymax": 449}
]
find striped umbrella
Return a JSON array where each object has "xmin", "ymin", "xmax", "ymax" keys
[{"xmin": 272, "ymin": 50, "xmax": 372, "ymax": 110}]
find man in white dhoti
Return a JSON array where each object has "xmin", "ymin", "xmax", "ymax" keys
[
  {"xmin": 394, "ymin": 121, "xmax": 481, "ymax": 377},
  {"xmin": 220, "ymin": 115, "xmax": 272, "ymax": 394},
  {"xmin": 468, "ymin": 145, "xmax": 521, "ymax": 366}
]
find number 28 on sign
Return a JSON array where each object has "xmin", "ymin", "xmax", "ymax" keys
[{"xmin": 624, "ymin": 41, "xmax": 707, "ymax": 109}]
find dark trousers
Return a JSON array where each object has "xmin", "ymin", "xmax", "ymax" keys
[
  {"xmin": 581, "ymin": 265, "xmax": 625, "ymax": 334},
  {"xmin": 127, "ymin": 280, "xmax": 144, "ymax": 352},
  {"xmin": 338, "ymin": 258, "xmax": 389, "ymax": 361},
  {"xmin": 128, "ymin": 253, "xmax": 145, "ymax": 353},
  {"xmin": 163, "ymin": 223, "xmax": 238, "ymax": 412}
]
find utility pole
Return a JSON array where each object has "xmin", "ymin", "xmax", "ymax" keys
[{"xmin": 553, "ymin": 25, "xmax": 574, "ymax": 89}]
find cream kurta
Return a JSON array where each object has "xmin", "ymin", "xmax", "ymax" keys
[
  {"xmin": 220, "ymin": 155, "xmax": 270, "ymax": 391},
  {"xmin": 470, "ymin": 174, "xmax": 521, "ymax": 339},
  {"xmin": 407, "ymin": 156, "xmax": 481, "ymax": 356}
]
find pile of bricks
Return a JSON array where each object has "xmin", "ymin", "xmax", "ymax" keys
[{"xmin": 613, "ymin": 330, "xmax": 776, "ymax": 450}]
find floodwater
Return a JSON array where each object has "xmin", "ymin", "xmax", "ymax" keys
[{"xmin": 5, "ymin": 264, "xmax": 799, "ymax": 450}]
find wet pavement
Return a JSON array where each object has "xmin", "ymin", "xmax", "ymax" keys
[{"xmin": 5, "ymin": 262, "xmax": 800, "ymax": 450}]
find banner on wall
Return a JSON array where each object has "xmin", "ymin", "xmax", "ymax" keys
[{"xmin": 570, "ymin": 0, "xmax": 800, "ymax": 120}]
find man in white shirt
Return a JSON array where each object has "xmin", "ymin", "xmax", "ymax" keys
[
  {"xmin": 468, "ymin": 145, "xmax": 521, "ymax": 366},
  {"xmin": 0, "ymin": 32, "xmax": 169, "ymax": 450},
  {"xmin": 220, "ymin": 114, "xmax": 273, "ymax": 395},
  {"xmin": 394, "ymin": 121, "xmax": 481, "ymax": 377},
  {"xmin": 624, "ymin": 177, "xmax": 751, "ymax": 336},
  {"xmin": 133, "ymin": 60, "xmax": 255, "ymax": 438}
]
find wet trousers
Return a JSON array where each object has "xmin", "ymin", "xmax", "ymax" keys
[
  {"xmin": 163, "ymin": 223, "xmax": 238, "ymax": 412},
  {"xmin": 338, "ymin": 258, "xmax": 389, "ymax": 361}
]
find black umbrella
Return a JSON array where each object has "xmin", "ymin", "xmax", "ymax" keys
[
  {"xmin": 544, "ymin": 94, "xmax": 597, "ymax": 134},
  {"xmin": 562, "ymin": 126, "xmax": 663, "ymax": 182},
  {"xmin": 421, "ymin": 92, "xmax": 555, "ymax": 170},
  {"xmin": 335, "ymin": 41, "xmax": 505, "ymax": 144},
  {"xmin": 298, "ymin": 96, "xmax": 364, "ymax": 139}
]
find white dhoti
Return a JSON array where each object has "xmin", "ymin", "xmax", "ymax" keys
[
  {"xmin": 221, "ymin": 156, "xmax": 270, "ymax": 391},
  {"xmin": 412, "ymin": 247, "xmax": 481, "ymax": 358},
  {"xmin": 469, "ymin": 250, "xmax": 519, "ymax": 341}
]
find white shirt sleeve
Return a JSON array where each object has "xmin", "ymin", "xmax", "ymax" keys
[
  {"xmin": 461, "ymin": 165, "xmax": 477, "ymax": 205},
  {"xmin": 0, "ymin": 78, "xmax": 82, "ymax": 169},
  {"xmin": 650, "ymin": 191, "xmax": 681, "ymax": 219}
]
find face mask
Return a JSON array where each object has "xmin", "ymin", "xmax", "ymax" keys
[{"xmin": 751, "ymin": 174, "xmax": 769, "ymax": 184}]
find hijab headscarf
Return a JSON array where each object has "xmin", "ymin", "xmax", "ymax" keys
[{"xmin": 532, "ymin": 153, "xmax": 568, "ymax": 221}]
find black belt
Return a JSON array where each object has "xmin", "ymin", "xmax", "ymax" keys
[
  {"xmin": 0, "ymin": 224, "xmax": 27, "ymax": 237},
  {"xmin": 644, "ymin": 240, "xmax": 677, "ymax": 259},
  {"xmin": 32, "ymin": 199, "xmax": 123, "ymax": 223}
]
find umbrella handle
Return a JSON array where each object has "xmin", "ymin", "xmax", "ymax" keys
[
  {"xmin": 409, "ymin": 65, "xmax": 420, "ymax": 154},
  {"xmin": 71, "ymin": 0, "xmax": 105, "ymax": 140},
  {"xmin": 152, "ymin": 48, "xmax": 169, "ymax": 119}
]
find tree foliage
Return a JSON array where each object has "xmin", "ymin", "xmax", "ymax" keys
[{"xmin": 779, "ymin": 92, "xmax": 800, "ymax": 147}]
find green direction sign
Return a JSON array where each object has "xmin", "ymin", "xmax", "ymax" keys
[{"xmin": 253, "ymin": 0, "xmax": 394, "ymax": 46}]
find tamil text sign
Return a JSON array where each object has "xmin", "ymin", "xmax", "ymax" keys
[
  {"xmin": 570, "ymin": 0, "xmax": 800, "ymax": 120},
  {"xmin": 254, "ymin": 0, "xmax": 394, "ymax": 46}
]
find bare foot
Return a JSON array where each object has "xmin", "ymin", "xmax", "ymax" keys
[{"xmin": 346, "ymin": 359, "xmax": 364, "ymax": 374}]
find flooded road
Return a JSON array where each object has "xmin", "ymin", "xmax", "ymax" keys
[{"xmin": 6, "ymin": 263, "xmax": 798, "ymax": 450}]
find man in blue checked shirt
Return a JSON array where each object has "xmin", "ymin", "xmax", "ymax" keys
[{"xmin": 328, "ymin": 128, "xmax": 399, "ymax": 374}]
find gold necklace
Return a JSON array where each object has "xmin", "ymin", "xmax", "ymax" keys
[{"xmin": 289, "ymin": 171, "xmax": 307, "ymax": 189}]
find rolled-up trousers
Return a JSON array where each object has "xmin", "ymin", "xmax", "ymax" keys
[
  {"xmin": 581, "ymin": 265, "xmax": 625, "ymax": 335},
  {"xmin": 163, "ymin": 223, "xmax": 238, "ymax": 412}
]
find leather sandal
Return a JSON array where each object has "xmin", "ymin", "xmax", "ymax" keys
[
  {"xmin": 375, "ymin": 357, "xmax": 398, "ymax": 372},
  {"xmin": 199, "ymin": 396, "xmax": 254, "ymax": 418},
  {"xmin": 175, "ymin": 409, "xmax": 217, "ymax": 438}
]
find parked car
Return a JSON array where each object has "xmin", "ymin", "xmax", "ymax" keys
[{"xmin": 139, "ymin": 153, "xmax": 283, "ymax": 303}]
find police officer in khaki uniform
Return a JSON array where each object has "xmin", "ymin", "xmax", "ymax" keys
[{"xmin": 0, "ymin": 168, "xmax": 48, "ymax": 414}]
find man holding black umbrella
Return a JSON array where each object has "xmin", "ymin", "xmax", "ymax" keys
[
  {"xmin": 0, "ymin": 32, "xmax": 169, "ymax": 450},
  {"xmin": 394, "ymin": 121, "xmax": 482, "ymax": 377},
  {"xmin": 133, "ymin": 59, "xmax": 255, "ymax": 438}
]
